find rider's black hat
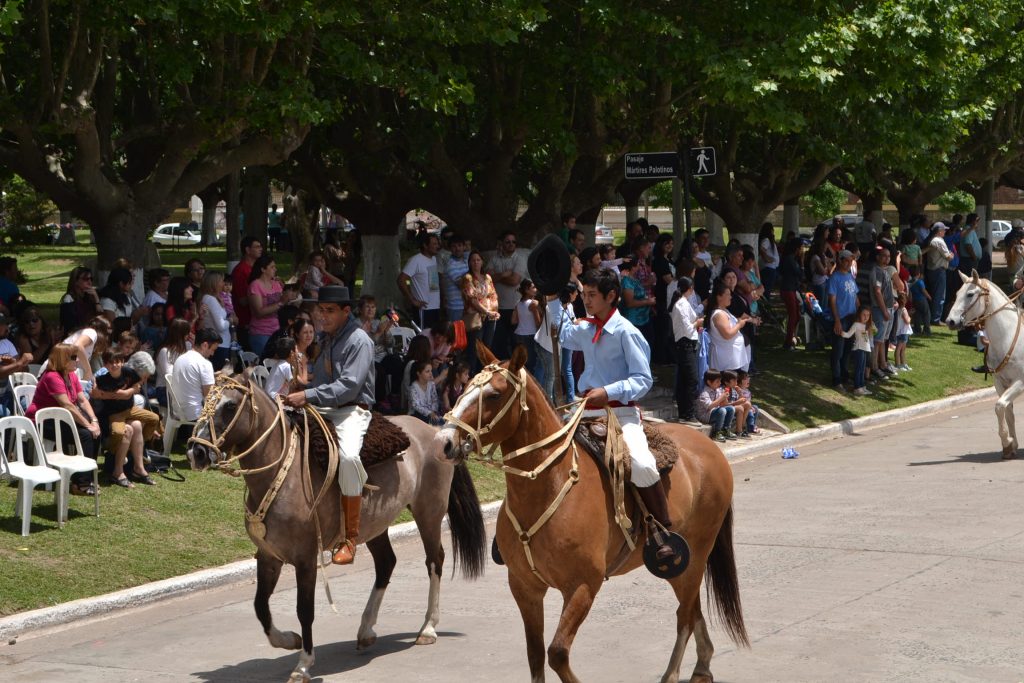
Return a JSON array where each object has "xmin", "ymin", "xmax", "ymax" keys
[{"xmin": 528, "ymin": 233, "xmax": 572, "ymax": 296}]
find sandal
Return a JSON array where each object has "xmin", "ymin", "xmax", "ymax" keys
[
  {"xmin": 129, "ymin": 471, "xmax": 156, "ymax": 486},
  {"xmin": 70, "ymin": 482, "xmax": 98, "ymax": 496},
  {"xmin": 113, "ymin": 476, "xmax": 135, "ymax": 489}
]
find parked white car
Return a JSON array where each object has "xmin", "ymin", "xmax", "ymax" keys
[
  {"xmin": 152, "ymin": 223, "xmax": 201, "ymax": 246},
  {"xmin": 595, "ymin": 223, "xmax": 614, "ymax": 245},
  {"xmin": 991, "ymin": 219, "xmax": 1012, "ymax": 248}
]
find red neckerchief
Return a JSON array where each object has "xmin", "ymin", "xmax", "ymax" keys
[{"xmin": 583, "ymin": 308, "xmax": 618, "ymax": 344}]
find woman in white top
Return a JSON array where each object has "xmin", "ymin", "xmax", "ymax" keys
[
  {"xmin": 706, "ymin": 280, "xmax": 753, "ymax": 372},
  {"xmin": 511, "ymin": 279, "xmax": 541, "ymax": 380},
  {"xmin": 758, "ymin": 222, "xmax": 781, "ymax": 298},
  {"xmin": 198, "ymin": 271, "xmax": 234, "ymax": 371},
  {"xmin": 155, "ymin": 318, "xmax": 193, "ymax": 406},
  {"xmin": 50, "ymin": 317, "xmax": 111, "ymax": 385}
]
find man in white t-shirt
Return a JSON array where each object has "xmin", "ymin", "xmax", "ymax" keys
[
  {"xmin": 171, "ymin": 328, "xmax": 220, "ymax": 421},
  {"xmin": 397, "ymin": 233, "xmax": 442, "ymax": 330}
]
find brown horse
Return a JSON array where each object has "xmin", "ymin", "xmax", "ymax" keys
[
  {"xmin": 436, "ymin": 344, "xmax": 748, "ymax": 683},
  {"xmin": 186, "ymin": 375, "xmax": 486, "ymax": 683}
]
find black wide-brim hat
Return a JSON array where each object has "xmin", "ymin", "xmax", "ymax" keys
[
  {"xmin": 528, "ymin": 233, "xmax": 572, "ymax": 296},
  {"xmin": 316, "ymin": 285, "xmax": 353, "ymax": 307}
]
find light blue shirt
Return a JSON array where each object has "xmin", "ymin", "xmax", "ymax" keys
[
  {"xmin": 444, "ymin": 254, "xmax": 469, "ymax": 311},
  {"xmin": 559, "ymin": 309, "xmax": 652, "ymax": 403}
]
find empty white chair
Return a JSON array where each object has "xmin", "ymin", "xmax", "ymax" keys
[
  {"xmin": 239, "ymin": 351, "xmax": 259, "ymax": 368},
  {"xmin": 390, "ymin": 326, "xmax": 418, "ymax": 355},
  {"xmin": 28, "ymin": 364, "xmax": 42, "ymax": 377},
  {"xmin": 34, "ymin": 407, "xmax": 99, "ymax": 522},
  {"xmin": 250, "ymin": 365, "xmax": 270, "ymax": 389},
  {"xmin": 0, "ymin": 416, "xmax": 64, "ymax": 536},
  {"xmin": 12, "ymin": 385, "xmax": 35, "ymax": 417},
  {"xmin": 163, "ymin": 373, "xmax": 198, "ymax": 458},
  {"xmin": 9, "ymin": 372, "xmax": 37, "ymax": 388}
]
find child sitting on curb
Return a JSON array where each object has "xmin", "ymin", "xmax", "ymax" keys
[
  {"xmin": 722, "ymin": 370, "xmax": 752, "ymax": 438},
  {"xmin": 696, "ymin": 370, "xmax": 736, "ymax": 443},
  {"xmin": 736, "ymin": 369, "xmax": 759, "ymax": 435}
]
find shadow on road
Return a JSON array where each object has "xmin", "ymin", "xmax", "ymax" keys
[
  {"xmin": 192, "ymin": 631, "xmax": 464, "ymax": 682},
  {"xmin": 907, "ymin": 451, "xmax": 1009, "ymax": 466}
]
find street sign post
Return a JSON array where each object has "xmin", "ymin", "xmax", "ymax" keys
[{"xmin": 624, "ymin": 152, "xmax": 680, "ymax": 181}]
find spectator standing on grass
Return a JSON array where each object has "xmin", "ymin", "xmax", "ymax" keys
[
  {"xmin": 908, "ymin": 271, "xmax": 931, "ymax": 336},
  {"xmin": 900, "ymin": 228, "xmax": 921, "ymax": 276},
  {"xmin": 398, "ymin": 233, "xmax": 442, "ymax": 331},
  {"xmin": 671, "ymin": 276, "xmax": 702, "ymax": 423},
  {"xmin": 512, "ymin": 279, "xmax": 542, "ymax": 382},
  {"xmin": 977, "ymin": 238, "xmax": 993, "ymax": 281},
  {"xmin": 442, "ymin": 234, "xmax": 470, "ymax": 323},
  {"xmin": 870, "ymin": 245, "xmax": 898, "ymax": 378},
  {"xmin": 827, "ymin": 250, "xmax": 859, "ymax": 392},
  {"xmin": 705, "ymin": 279, "xmax": 751, "ymax": 373},
  {"xmin": 652, "ymin": 233, "xmax": 676, "ymax": 365},
  {"xmin": 924, "ymin": 222, "xmax": 953, "ymax": 323},
  {"xmin": 616, "ymin": 222, "xmax": 644, "ymax": 260},
  {"xmin": 556, "ymin": 284, "xmax": 580, "ymax": 404},
  {"xmin": 842, "ymin": 305, "xmax": 876, "ymax": 396},
  {"xmin": 0, "ymin": 257, "xmax": 20, "ymax": 314},
  {"xmin": 267, "ymin": 203, "xmax": 282, "ymax": 252},
  {"xmin": 171, "ymin": 328, "xmax": 220, "ymax": 421},
  {"xmin": 893, "ymin": 292, "xmax": 913, "ymax": 371},
  {"xmin": 25, "ymin": 344, "xmax": 101, "ymax": 495},
  {"xmin": 960, "ymin": 213, "xmax": 982, "ymax": 275},
  {"xmin": 779, "ymin": 238, "xmax": 804, "ymax": 350},
  {"xmin": 854, "ymin": 219, "xmax": 877, "ymax": 256},
  {"xmin": 618, "ymin": 259, "xmax": 655, "ymax": 346},
  {"xmin": 247, "ymin": 255, "xmax": 284, "ymax": 356},
  {"xmin": 758, "ymin": 223, "xmax": 780, "ymax": 299},
  {"xmin": 461, "ymin": 251, "xmax": 499, "ymax": 371},
  {"xmin": 60, "ymin": 266, "xmax": 102, "ymax": 334},
  {"xmin": 231, "ymin": 236, "xmax": 263, "ymax": 349},
  {"xmin": 142, "ymin": 268, "xmax": 171, "ymax": 308},
  {"xmin": 487, "ymin": 231, "xmax": 529, "ymax": 359}
]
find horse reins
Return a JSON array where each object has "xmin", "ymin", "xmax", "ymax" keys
[
  {"xmin": 961, "ymin": 281, "xmax": 1024, "ymax": 374},
  {"xmin": 444, "ymin": 363, "xmax": 631, "ymax": 586}
]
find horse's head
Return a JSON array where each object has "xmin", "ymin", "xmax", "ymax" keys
[
  {"xmin": 946, "ymin": 269, "xmax": 989, "ymax": 330},
  {"xmin": 186, "ymin": 373, "xmax": 260, "ymax": 470},
  {"xmin": 435, "ymin": 341, "xmax": 531, "ymax": 463}
]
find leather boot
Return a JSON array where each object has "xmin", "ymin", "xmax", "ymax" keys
[
  {"xmin": 332, "ymin": 495, "xmax": 362, "ymax": 565},
  {"xmin": 637, "ymin": 482, "xmax": 676, "ymax": 561}
]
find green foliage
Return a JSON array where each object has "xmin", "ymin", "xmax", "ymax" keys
[
  {"xmin": 0, "ymin": 175, "xmax": 58, "ymax": 245},
  {"xmin": 801, "ymin": 182, "xmax": 847, "ymax": 222},
  {"xmin": 936, "ymin": 190, "xmax": 976, "ymax": 215}
]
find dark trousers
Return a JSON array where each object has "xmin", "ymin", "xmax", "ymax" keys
[
  {"xmin": 375, "ymin": 354, "xmax": 406, "ymax": 404},
  {"xmin": 653, "ymin": 312, "xmax": 673, "ymax": 365},
  {"xmin": 465, "ymin": 319, "xmax": 497, "ymax": 373},
  {"xmin": 674, "ymin": 337, "xmax": 699, "ymax": 419},
  {"xmin": 925, "ymin": 268, "xmax": 946, "ymax": 323},
  {"xmin": 419, "ymin": 307, "xmax": 441, "ymax": 332},
  {"xmin": 781, "ymin": 290, "xmax": 800, "ymax": 344},
  {"xmin": 852, "ymin": 349, "xmax": 868, "ymax": 389},
  {"xmin": 760, "ymin": 267, "xmax": 778, "ymax": 300},
  {"xmin": 830, "ymin": 314, "xmax": 855, "ymax": 386},
  {"xmin": 494, "ymin": 309, "xmax": 514, "ymax": 359}
]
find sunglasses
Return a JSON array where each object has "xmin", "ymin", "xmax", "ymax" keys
[{"xmin": 69, "ymin": 355, "xmax": 79, "ymax": 360}]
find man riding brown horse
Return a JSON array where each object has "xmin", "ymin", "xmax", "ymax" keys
[{"xmin": 282, "ymin": 285, "xmax": 372, "ymax": 565}]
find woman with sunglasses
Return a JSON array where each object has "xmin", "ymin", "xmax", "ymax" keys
[
  {"xmin": 14, "ymin": 306, "xmax": 57, "ymax": 364},
  {"xmin": 60, "ymin": 266, "xmax": 102, "ymax": 334},
  {"xmin": 25, "ymin": 343, "xmax": 102, "ymax": 496}
]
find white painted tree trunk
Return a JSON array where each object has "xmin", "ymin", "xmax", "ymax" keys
[
  {"xmin": 733, "ymin": 232, "xmax": 758, "ymax": 250},
  {"xmin": 625, "ymin": 204, "xmax": 640, "ymax": 224},
  {"xmin": 361, "ymin": 234, "xmax": 403, "ymax": 309},
  {"xmin": 706, "ymin": 210, "xmax": 725, "ymax": 246},
  {"xmin": 866, "ymin": 208, "xmax": 884, "ymax": 228}
]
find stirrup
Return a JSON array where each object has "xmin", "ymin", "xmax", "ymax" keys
[
  {"xmin": 331, "ymin": 539, "xmax": 356, "ymax": 565},
  {"xmin": 642, "ymin": 522, "xmax": 691, "ymax": 580}
]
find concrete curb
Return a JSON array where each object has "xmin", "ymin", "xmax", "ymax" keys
[
  {"xmin": 0, "ymin": 388, "xmax": 995, "ymax": 642},
  {"xmin": 0, "ymin": 501, "xmax": 504, "ymax": 643},
  {"xmin": 721, "ymin": 386, "xmax": 996, "ymax": 462}
]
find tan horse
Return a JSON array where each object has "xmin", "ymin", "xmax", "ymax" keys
[
  {"xmin": 187, "ymin": 375, "xmax": 487, "ymax": 683},
  {"xmin": 436, "ymin": 344, "xmax": 748, "ymax": 683}
]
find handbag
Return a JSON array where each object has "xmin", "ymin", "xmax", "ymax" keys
[
  {"xmin": 451, "ymin": 320, "xmax": 468, "ymax": 352},
  {"xmin": 463, "ymin": 307, "xmax": 483, "ymax": 331}
]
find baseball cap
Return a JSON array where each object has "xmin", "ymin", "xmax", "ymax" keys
[{"xmin": 837, "ymin": 249, "xmax": 854, "ymax": 260}]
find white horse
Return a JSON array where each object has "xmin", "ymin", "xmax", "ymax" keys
[{"xmin": 946, "ymin": 270, "xmax": 1024, "ymax": 458}]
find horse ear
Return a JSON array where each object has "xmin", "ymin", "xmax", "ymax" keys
[
  {"xmin": 971, "ymin": 269, "xmax": 980, "ymax": 284},
  {"xmin": 959, "ymin": 270, "xmax": 970, "ymax": 284},
  {"xmin": 509, "ymin": 343, "xmax": 528, "ymax": 373},
  {"xmin": 476, "ymin": 339, "xmax": 497, "ymax": 366}
]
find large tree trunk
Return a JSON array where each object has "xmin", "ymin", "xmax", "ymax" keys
[
  {"xmin": 283, "ymin": 189, "xmax": 320, "ymax": 270},
  {"xmin": 361, "ymin": 233, "xmax": 403, "ymax": 308},
  {"xmin": 198, "ymin": 185, "xmax": 221, "ymax": 247},
  {"xmin": 225, "ymin": 171, "xmax": 242, "ymax": 264},
  {"xmin": 241, "ymin": 166, "xmax": 270, "ymax": 242}
]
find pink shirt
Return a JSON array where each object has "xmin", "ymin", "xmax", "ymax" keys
[
  {"xmin": 247, "ymin": 279, "xmax": 283, "ymax": 336},
  {"xmin": 27, "ymin": 371, "xmax": 82, "ymax": 420}
]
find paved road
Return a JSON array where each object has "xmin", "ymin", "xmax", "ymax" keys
[{"xmin": 4, "ymin": 399, "xmax": 1024, "ymax": 682}]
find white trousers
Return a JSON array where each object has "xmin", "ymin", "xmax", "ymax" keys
[
  {"xmin": 581, "ymin": 406, "xmax": 660, "ymax": 487},
  {"xmin": 318, "ymin": 405, "xmax": 371, "ymax": 496}
]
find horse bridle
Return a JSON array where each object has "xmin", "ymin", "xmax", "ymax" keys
[
  {"xmin": 443, "ymin": 363, "xmax": 531, "ymax": 460},
  {"xmin": 960, "ymin": 280, "xmax": 1024, "ymax": 375},
  {"xmin": 187, "ymin": 374, "xmax": 287, "ymax": 474}
]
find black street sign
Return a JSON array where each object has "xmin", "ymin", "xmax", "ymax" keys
[
  {"xmin": 624, "ymin": 152, "xmax": 680, "ymax": 180},
  {"xmin": 690, "ymin": 146, "xmax": 717, "ymax": 177}
]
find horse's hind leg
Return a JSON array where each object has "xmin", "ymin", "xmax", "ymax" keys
[
  {"xmin": 357, "ymin": 533, "xmax": 397, "ymax": 650},
  {"xmin": 689, "ymin": 606, "xmax": 716, "ymax": 683},
  {"xmin": 255, "ymin": 552, "xmax": 301, "ymax": 651},
  {"xmin": 288, "ymin": 562, "xmax": 318, "ymax": 683},
  {"xmin": 660, "ymin": 576, "xmax": 702, "ymax": 683},
  {"xmin": 995, "ymin": 379, "xmax": 1024, "ymax": 458},
  {"xmin": 509, "ymin": 572, "xmax": 548, "ymax": 683},
  {"xmin": 548, "ymin": 580, "xmax": 600, "ymax": 683},
  {"xmin": 414, "ymin": 519, "xmax": 445, "ymax": 645}
]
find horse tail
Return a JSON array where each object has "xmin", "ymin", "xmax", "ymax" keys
[
  {"xmin": 447, "ymin": 462, "xmax": 487, "ymax": 579},
  {"xmin": 704, "ymin": 505, "xmax": 749, "ymax": 647}
]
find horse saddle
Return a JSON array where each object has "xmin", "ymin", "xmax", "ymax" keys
[
  {"xmin": 573, "ymin": 418, "xmax": 680, "ymax": 476},
  {"xmin": 291, "ymin": 410, "xmax": 410, "ymax": 471}
]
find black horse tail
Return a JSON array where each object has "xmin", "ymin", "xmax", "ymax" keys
[
  {"xmin": 705, "ymin": 505, "xmax": 750, "ymax": 647},
  {"xmin": 447, "ymin": 462, "xmax": 487, "ymax": 579}
]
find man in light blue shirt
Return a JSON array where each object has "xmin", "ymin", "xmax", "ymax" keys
[
  {"xmin": 560, "ymin": 268, "xmax": 675, "ymax": 561},
  {"xmin": 442, "ymin": 234, "xmax": 469, "ymax": 323}
]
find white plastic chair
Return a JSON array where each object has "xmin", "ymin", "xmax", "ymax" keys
[
  {"xmin": 250, "ymin": 365, "xmax": 270, "ymax": 389},
  {"xmin": 0, "ymin": 416, "xmax": 64, "ymax": 536},
  {"xmin": 163, "ymin": 373, "xmax": 198, "ymax": 457},
  {"xmin": 12, "ymin": 385, "xmax": 35, "ymax": 417},
  {"xmin": 390, "ymin": 326, "xmax": 418, "ymax": 355},
  {"xmin": 239, "ymin": 351, "xmax": 259, "ymax": 368},
  {"xmin": 10, "ymin": 372, "xmax": 38, "ymax": 388},
  {"xmin": 28, "ymin": 364, "xmax": 42, "ymax": 377},
  {"xmin": 34, "ymin": 407, "xmax": 99, "ymax": 522},
  {"xmin": 262, "ymin": 358, "xmax": 283, "ymax": 371}
]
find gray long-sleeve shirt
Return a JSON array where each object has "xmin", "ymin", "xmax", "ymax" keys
[{"xmin": 303, "ymin": 315, "xmax": 376, "ymax": 408}]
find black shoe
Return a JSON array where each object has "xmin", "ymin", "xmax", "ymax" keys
[
  {"xmin": 971, "ymin": 365, "xmax": 991, "ymax": 374},
  {"xmin": 491, "ymin": 536, "xmax": 504, "ymax": 565}
]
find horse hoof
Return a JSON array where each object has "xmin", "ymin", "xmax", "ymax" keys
[
  {"xmin": 356, "ymin": 635, "xmax": 377, "ymax": 650},
  {"xmin": 689, "ymin": 675, "xmax": 713, "ymax": 683},
  {"xmin": 1003, "ymin": 450, "xmax": 1017, "ymax": 460},
  {"xmin": 415, "ymin": 634, "xmax": 437, "ymax": 646},
  {"xmin": 287, "ymin": 673, "xmax": 311, "ymax": 683}
]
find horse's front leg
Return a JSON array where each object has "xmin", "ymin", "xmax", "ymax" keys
[
  {"xmin": 288, "ymin": 562, "xmax": 317, "ymax": 683},
  {"xmin": 254, "ymin": 552, "xmax": 301, "ymax": 651},
  {"xmin": 995, "ymin": 379, "xmax": 1024, "ymax": 459},
  {"xmin": 509, "ymin": 571, "xmax": 549, "ymax": 683},
  {"xmin": 357, "ymin": 533, "xmax": 397, "ymax": 650},
  {"xmin": 548, "ymin": 580, "xmax": 601, "ymax": 683}
]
